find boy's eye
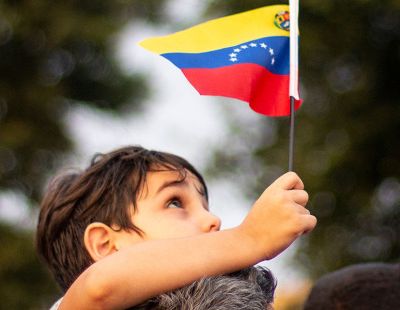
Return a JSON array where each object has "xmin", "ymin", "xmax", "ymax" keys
[{"xmin": 167, "ymin": 199, "xmax": 182, "ymax": 208}]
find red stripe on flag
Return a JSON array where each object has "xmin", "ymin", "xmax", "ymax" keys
[{"xmin": 182, "ymin": 64, "xmax": 301, "ymax": 116}]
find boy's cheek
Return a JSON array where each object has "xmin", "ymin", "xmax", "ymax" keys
[
  {"xmin": 148, "ymin": 222, "xmax": 207, "ymax": 240},
  {"xmin": 114, "ymin": 230, "xmax": 145, "ymax": 249}
]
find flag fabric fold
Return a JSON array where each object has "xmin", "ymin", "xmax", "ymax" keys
[{"xmin": 140, "ymin": 5, "xmax": 301, "ymax": 117}]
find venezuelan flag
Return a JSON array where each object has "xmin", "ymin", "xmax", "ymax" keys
[{"xmin": 140, "ymin": 5, "xmax": 301, "ymax": 117}]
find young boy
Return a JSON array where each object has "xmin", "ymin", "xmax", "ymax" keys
[{"xmin": 36, "ymin": 145, "xmax": 316, "ymax": 309}]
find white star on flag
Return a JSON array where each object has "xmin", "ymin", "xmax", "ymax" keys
[
  {"xmin": 269, "ymin": 48, "xmax": 274, "ymax": 55},
  {"xmin": 271, "ymin": 58, "xmax": 275, "ymax": 65},
  {"xmin": 240, "ymin": 45, "xmax": 248, "ymax": 49},
  {"xmin": 230, "ymin": 58, "xmax": 238, "ymax": 62},
  {"xmin": 233, "ymin": 48, "xmax": 241, "ymax": 53},
  {"xmin": 229, "ymin": 53, "xmax": 237, "ymax": 57},
  {"xmin": 260, "ymin": 43, "xmax": 267, "ymax": 49},
  {"xmin": 249, "ymin": 43, "xmax": 257, "ymax": 47}
]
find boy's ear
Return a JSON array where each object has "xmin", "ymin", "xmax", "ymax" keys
[{"xmin": 84, "ymin": 222, "xmax": 117, "ymax": 262}]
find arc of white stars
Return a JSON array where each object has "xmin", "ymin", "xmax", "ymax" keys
[{"xmin": 228, "ymin": 42, "xmax": 277, "ymax": 65}]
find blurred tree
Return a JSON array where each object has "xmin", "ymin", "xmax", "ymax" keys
[
  {"xmin": 0, "ymin": 0, "xmax": 167, "ymax": 308},
  {"xmin": 205, "ymin": 0, "xmax": 400, "ymax": 282},
  {"xmin": 0, "ymin": 0, "xmax": 169, "ymax": 202},
  {"xmin": 0, "ymin": 221, "xmax": 58, "ymax": 309}
]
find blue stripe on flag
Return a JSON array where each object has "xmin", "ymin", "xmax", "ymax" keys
[{"xmin": 161, "ymin": 36, "xmax": 289, "ymax": 75}]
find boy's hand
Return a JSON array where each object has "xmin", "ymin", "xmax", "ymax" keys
[{"xmin": 239, "ymin": 172, "xmax": 316, "ymax": 260}]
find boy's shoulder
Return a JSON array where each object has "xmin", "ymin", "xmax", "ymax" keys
[{"xmin": 49, "ymin": 298, "xmax": 63, "ymax": 310}]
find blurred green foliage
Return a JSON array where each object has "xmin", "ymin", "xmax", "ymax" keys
[
  {"xmin": 206, "ymin": 0, "xmax": 400, "ymax": 278},
  {"xmin": 0, "ymin": 221, "xmax": 58, "ymax": 309},
  {"xmin": 0, "ymin": 0, "xmax": 168, "ymax": 203},
  {"xmin": 0, "ymin": 0, "xmax": 166, "ymax": 308}
]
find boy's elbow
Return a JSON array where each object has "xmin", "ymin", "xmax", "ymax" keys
[{"xmin": 77, "ymin": 267, "xmax": 115, "ymax": 309}]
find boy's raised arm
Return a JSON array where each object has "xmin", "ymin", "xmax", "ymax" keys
[{"xmin": 59, "ymin": 172, "xmax": 316, "ymax": 310}]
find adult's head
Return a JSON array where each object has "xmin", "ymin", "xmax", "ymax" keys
[
  {"xmin": 134, "ymin": 267, "xmax": 277, "ymax": 310},
  {"xmin": 304, "ymin": 263, "xmax": 400, "ymax": 310}
]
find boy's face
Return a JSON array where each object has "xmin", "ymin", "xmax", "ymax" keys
[{"xmin": 117, "ymin": 169, "xmax": 221, "ymax": 246}]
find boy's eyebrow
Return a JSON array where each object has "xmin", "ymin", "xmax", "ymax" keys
[
  {"xmin": 155, "ymin": 178, "xmax": 187, "ymax": 195},
  {"xmin": 155, "ymin": 177, "xmax": 207, "ymax": 199}
]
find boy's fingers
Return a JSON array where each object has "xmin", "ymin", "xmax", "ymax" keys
[
  {"xmin": 290, "ymin": 190, "xmax": 309, "ymax": 206},
  {"xmin": 301, "ymin": 214, "xmax": 317, "ymax": 234},
  {"xmin": 291, "ymin": 203, "xmax": 310, "ymax": 215},
  {"xmin": 296, "ymin": 204, "xmax": 311, "ymax": 215},
  {"xmin": 274, "ymin": 172, "xmax": 304, "ymax": 190}
]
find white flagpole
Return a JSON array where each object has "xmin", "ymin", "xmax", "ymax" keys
[
  {"xmin": 288, "ymin": 0, "xmax": 299, "ymax": 171},
  {"xmin": 289, "ymin": 0, "xmax": 299, "ymax": 100}
]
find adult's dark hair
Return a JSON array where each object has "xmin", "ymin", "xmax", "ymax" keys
[
  {"xmin": 36, "ymin": 145, "xmax": 208, "ymax": 292},
  {"xmin": 133, "ymin": 266, "xmax": 277, "ymax": 310},
  {"xmin": 304, "ymin": 263, "xmax": 400, "ymax": 310}
]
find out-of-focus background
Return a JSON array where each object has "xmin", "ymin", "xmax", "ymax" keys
[{"xmin": 0, "ymin": 0, "xmax": 399, "ymax": 309}]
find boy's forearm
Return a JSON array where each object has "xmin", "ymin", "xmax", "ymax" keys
[{"xmin": 60, "ymin": 227, "xmax": 261, "ymax": 310}]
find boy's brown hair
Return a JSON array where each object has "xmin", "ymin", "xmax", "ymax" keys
[{"xmin": 36, "ymin": 146, "xmax": 208, "ymax": 292}]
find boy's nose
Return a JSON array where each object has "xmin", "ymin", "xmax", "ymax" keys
[{"xmin": 200, "ymin": 211, "xmax": 221, "ymax": 232}]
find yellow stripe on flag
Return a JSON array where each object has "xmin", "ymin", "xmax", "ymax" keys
[{"xmin": 140, "ymin": 5, "xmax": 289, "ymax": 54}]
